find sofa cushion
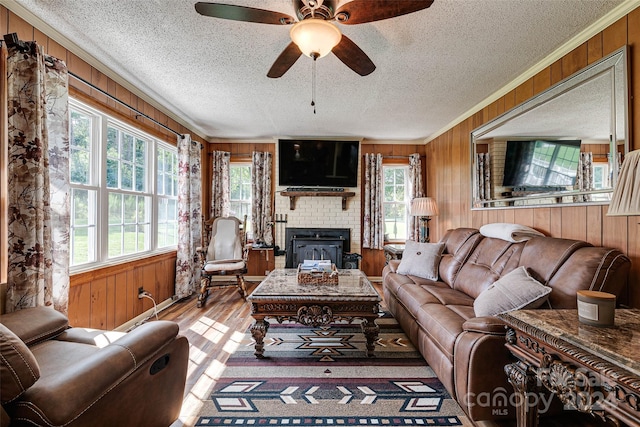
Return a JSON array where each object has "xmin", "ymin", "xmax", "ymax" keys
[
  {"xmin": 0, "ymin": 323, "xmax": 40, "ymax": 404},
  {"xmin": 397, "ymin": 241, "xmax": 445, "ymax": 280},
  {"xmin": 473, "ymin": 266, "xmax": 552, "ymax": 316},
  {"xmin": 438, "ymin": 228, "xmax": 483, "ymax": 287},
  {"xmin": 453, "ymin": 237, "xmax": 524, "ymax": 299}
]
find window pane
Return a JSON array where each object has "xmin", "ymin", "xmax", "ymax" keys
[
  {"xmin": 123, "ymin": 225, "xmax": 137, "ymax": 254},
  {"xmin": 73, "ymin": 189, "xmax": 89, "ymax": 226},
  {"xmin": 108, "ymin": 225, "xmax": 122, "ymax": 257},
  {"xmin": 121, "ymin": 163, "xmax": 133, "ymax": 190},
  {"xmin": 108, "ymin": 193, "xmax": 122, "ymax": 224},
  {"xmin": 135, "ymin": 166, "xmax": 145, "ymax": 192},
  {"xmin": 135, "ymin": 138, "xmax": 145, "ymax": 165},
  {"xmin": 124, "ymin": 195, "xmax": 137, "ymax": 223},
  {"xmin": 164, "ymin": 174, "xmax": 172, "ymax": 196},
  {"xmin": 107, "ymin": 127, "xmax": 118, "ymax": 157},
  {"xmin": 70, "ymin": 148, "xmax": 89, "ymax": 184},
  {"xmin": 106, "ymin": 159, "xmax": 119, "ymax": 188},
  {"xmin": 72, "ymin": 228, "xmax": 90, "ymax": 265},
  {"xmin": 167, "ymin": 199, "xmax": 177, "ymax": 220},
  {"xmin": 70, "ymin": 111, "xmax": 90, "ymax": 149},
  {"xmin": 122, "ymin": 134, "xmax": 134, "ymax": 162}
]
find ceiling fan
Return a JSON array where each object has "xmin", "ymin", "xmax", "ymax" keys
[{"xmin": 195, "ymin": 0, "xmax": 434, "ymax": 78}]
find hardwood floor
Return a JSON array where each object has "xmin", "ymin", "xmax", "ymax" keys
[{"xmin": 163, "ymin": 282, "xmax": 259, "ymax": 427}]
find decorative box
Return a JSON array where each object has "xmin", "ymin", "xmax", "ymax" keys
[{"xmin": 297, "ymin": 264, "xmax": 339, "ymax": 285}]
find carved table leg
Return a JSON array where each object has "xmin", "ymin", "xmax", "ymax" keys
[
  {"xmin": 251, "ymin": 319, "xmax": 270, "ymax": 358},
  {"xmin": 505, "ymin": 360, "xmax": 540, "ymax": 427},
  {"xmin": 361, "ymin": 319, "xmax": 380, "ymax": 357}
]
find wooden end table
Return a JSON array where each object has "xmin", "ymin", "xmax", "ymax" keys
[{"xmin": 246, "ymin": 268, "xmax": 382, "ymax": 358}]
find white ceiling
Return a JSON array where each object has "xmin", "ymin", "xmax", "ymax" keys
[{"xmin": 5, "ymin": 0, "xmax": 633, "ymax": 142}]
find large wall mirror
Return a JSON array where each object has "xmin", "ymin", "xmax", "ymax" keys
[{"xmin": 471, "ymin": 46, "xmax": 629, "ymax": 209}]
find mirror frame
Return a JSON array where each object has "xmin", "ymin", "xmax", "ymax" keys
[{"xmin": 470, "ymin": 45, "xmax": 629, "ymax": 210}]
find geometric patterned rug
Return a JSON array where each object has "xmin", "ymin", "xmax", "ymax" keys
[{"xmin": 195, "ymin": 313, "xmax": 470, "ymax": 426}]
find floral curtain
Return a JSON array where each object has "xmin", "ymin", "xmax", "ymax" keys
[
  {"xmin": 574, "ymin": 152, "xmax": 593, "ymax": 202},
  {"xmin": 175, "ymin": 135, "xmax": 202, "ymax": 298},
  {"xmin": 362, "ymin": 153, "xmax": 384, "ymax": 250},
  {"xmin": 6, "ymin": 42, "xmax": 70, "ymax": 313},
  {"xmin": 408, "ymin": 153, "xmax": 423, "ymax": 241},
  {"xmin": 210, "ymin": 151, "xmax": 230, "ymax": 218},
  {"xmin": 475, "ymin": 153, "xmax": 491, "ymax": 204},
  {"xmin": 251, "ymin": 151, "xmax": 273, "ymax": 245}
]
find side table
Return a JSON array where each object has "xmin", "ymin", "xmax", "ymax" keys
[{"xmin": 499, "ymin": 309, "xmax": 640, "ymax": 427}]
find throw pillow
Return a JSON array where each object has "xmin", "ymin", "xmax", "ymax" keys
[
  {"xmin": 396, "ymin": 240, "xmax": 446, "ymax": 281},
  {"xmin": 473, "ymin": 266, "xmax": 551, "ymax": 317}
]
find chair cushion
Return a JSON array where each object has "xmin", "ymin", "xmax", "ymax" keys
[
  {"xmin": 0, "ymin": 324, "xmax": 40, "ymax": 404},
  {"xmin": 396, "ymin": 241, "xmax": 446, "ymax": 281},
  {"xmin": 204, "ymin": 260, "xmax": 245, "ymax": 273},
  {"xmin": 473, "ymin": 266, "xmax": 552, "ymax": 316}
]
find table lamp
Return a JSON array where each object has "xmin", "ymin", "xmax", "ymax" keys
[{"xmin": 411, "ymin": 197, "xmax": 439, "ymax": 243}]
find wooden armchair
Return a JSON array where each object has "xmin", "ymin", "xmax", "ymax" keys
[{"xmin": 197, "ymin": 215, "xmax": 248, "ymax": 308}]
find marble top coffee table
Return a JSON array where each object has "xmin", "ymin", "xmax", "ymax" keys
[{"xmin": 246, "ymin": 268, "xmax": 382, "ymax": 358}]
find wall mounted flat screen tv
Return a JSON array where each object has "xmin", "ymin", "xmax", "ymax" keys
[
  {"xmin": 502, "ymin": 139, "xmax": 582, "ymax": 187},
  {"xmin": 278, "ymin": 139, "xmax": 359, "ymax": 188}
]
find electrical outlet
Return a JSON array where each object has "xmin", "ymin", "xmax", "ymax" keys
[{"xmin": 138, "ymin": 287, "xmax": 144, "ymax": 297}]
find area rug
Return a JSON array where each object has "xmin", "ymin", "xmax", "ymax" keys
[{"xmin": 195, "ymin": 313, "xmax": 469, "ymax": 426}]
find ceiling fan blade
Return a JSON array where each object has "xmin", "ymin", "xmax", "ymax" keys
[
  {"xmin": 267, "ymin": 42, "xmax": 303, "ymax": 78},
  {"xmin": 195, "ymin": 2, "xmax": 295, "ymax": 25},
  {"xmin": 335, "ymin": 0, "xmax": 434, "ymax": 25},
  {"xmin": 332, "ymin": 35, "xmax": 375, "ymax": 76}
]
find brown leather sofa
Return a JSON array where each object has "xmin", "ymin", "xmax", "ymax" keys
[
  {"xmin": 382, "ymin": 228, "xmax": 631, "ymax": 425},
  {"xmin": 1, "ymin": 306, "xmax": 189, "ymax": 427}
]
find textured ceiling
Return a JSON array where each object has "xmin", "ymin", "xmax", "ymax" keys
[{"xmin": 6, "ymin": 0, "xmax": 629, "ymax": 141}]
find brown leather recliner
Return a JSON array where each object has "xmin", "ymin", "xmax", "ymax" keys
[{"xmin": 1, "ymin": 306, "xmax": 189, "ymax": 427}]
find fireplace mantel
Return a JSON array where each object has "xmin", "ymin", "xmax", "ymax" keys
[{"xmin": 280, "ymin": 190, "xmax": 356, "ymax": 210}]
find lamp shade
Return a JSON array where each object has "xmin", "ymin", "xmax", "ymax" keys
[
  {"xmin": 289, "ymin": 19, "xmax": 341, "ymax": 58},
  {"xmin": 411, "ymin": 197, "xmax": 439, "ymax": 217},
  {"xmin": 607, "ymin": 149, "xmax": 640, "ymax": 215}
]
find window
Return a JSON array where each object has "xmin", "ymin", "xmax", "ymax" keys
[
  {"xmin": 157, "ymin": 145, "xmax": 178, "ymax": 248},
  {"xmin": 230, "ymin": 163, "xmax": 252, "ymax": 237},
  {"xmin": 106, "ymin": 125, "xmax": 151, "ymax": 257},
  {"xmin": 69, "ymin": 99, "xmax": 179, "ymax": 269},
  {"xmin": 69, "ymin": 108, "xmax": 98, "ymax": 265},
  {"xmin": 383, "ymin": 165, "xmax": 410, "ymax": 241}
]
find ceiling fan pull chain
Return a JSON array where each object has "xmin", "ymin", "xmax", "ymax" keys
[{"xmin": 311, "ymin": 53, "xmax": 318, "ymax": 114}]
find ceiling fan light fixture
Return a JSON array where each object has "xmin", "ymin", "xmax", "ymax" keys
[{"xmin": 289, "ymin": 18, "xmax": 341, "ymax": 58}]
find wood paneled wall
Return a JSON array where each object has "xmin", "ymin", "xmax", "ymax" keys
[
  {"xmin": 425, "ymin": 10, "xmax": 640, "ymax": 308},
  {"xmin": 1, "ymin": 7, "xmax": 206, "ymax": 326}
]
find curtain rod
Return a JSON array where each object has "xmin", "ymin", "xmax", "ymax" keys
[
  {"xmin": 3, "ymin": 32, "xmax": 195, "ymax": 144},
  {"xmin": 68, "ymin": 72, "xmax": 187, "ymax": 140}
]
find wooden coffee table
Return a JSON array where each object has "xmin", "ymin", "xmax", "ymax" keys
[{"xmin": 246, "ymin": 268, "xmax": 382, "ymax": 358}]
